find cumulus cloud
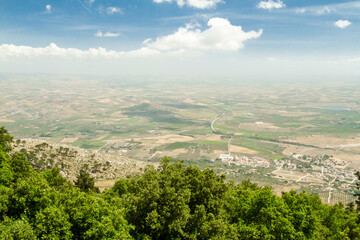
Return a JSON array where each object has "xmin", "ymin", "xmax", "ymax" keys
[
  {"xmin": 95, "ymin": 31, "xmax": 120, "ymax": 37},
  {"xmin": 0, "ymin": 18, "xmax": 262, "ymax": 61},
  {"xmin": 0, "ymin": 43, "xmax": 159, "ymax": 60},
  {"xmin": 153, "ymin": 0, "xmax": 223, "ymax": 9},
  {"xmin": 257, "ymin": 0, "xmax": 285, "ymax": 10},
  {"xmin": 106, "ymin": 7, "xmax": 123, "ymax": 14},
  {"xmin": 144, "ymin": 17, "xmax": 263, "ymax": 51},
  {"xmin": 45, "ymin": 4, "xmax": 52, "ymax": 13},
  {"xmin": 334, "ymin": 20, "xmax": 352, "ymax": 29}
]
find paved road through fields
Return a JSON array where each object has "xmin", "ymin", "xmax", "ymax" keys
[{"xmin": 211, "ymin": 111, "xmax": 225, "ymax": 133}]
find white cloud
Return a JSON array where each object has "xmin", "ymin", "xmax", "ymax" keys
[
  {"xmin": 334, "ymin": 20, "xmax": 352, "ymax": 29},
  {"xmin": 95, "ymin": 31, "xmax": 103, "ymax": 37},
  {"xmin": 95, "ymin": 31, "xmax": 120, "ymax": 37},
  {"xmin": 103, "ymin": 32, "xmax": 120, "ymax": 37},
  {"xmin": 106, "ymin": 7, "xmax": 123, "ymax": 14},
  {"xmin": 45, "ymin": 4, "xmax": 52, "ymax": 13},
  {"xmin": 0, "ymin": 43, "xmax": 159, "ymax": 60},
  {"xmin": 316, "ymin": 6, "xmax": 334, "ymax": 15},
  {"xmin": 153, "ymin": 0, "xmax": 223, "ymax": 9},
  {"xmin": 295, "ymin": 8, "xmax": 306, "ymax": 14},
  {"xmin": 0, "ymin": 18, "xmax": 261, "ymax": 61},
  {"xmin": 294, "ymin": 5, "xmax": 336, "ymax": 15},
  {"xmin": 145, "ymin": 17, "xmax": 263, "ymax": 51},
  {"xmin": 257, "ymin": 0, "xmax": 285, "ymax": 10}
]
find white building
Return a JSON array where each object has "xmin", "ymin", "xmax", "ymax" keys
[{"xmin": 220, "ymin": 154, "xmax": 234, "ymax": 162}]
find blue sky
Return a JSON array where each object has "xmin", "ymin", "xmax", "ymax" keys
[{"xmin": 0, "ymin": 0, "xmax": 359, "ymax": 78}]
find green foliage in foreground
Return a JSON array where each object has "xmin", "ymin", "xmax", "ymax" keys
[{"xmin": 0, "ymin": 128, "xmax": 360, "ymax": 239}]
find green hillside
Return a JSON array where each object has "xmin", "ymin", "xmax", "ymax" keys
[{"xmin": 1, "ymin": 127, "xmax": 360, "ymax": 239}]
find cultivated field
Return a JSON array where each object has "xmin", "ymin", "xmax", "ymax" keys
[{"xmin": 1, "ymin": 75, "xmax": 360, "ymax": 203}]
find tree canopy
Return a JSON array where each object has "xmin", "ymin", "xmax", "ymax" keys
[
  {"xmin": 0, "ymin": 126, "xmax": 13, "ymax": 152},
  {"xmin": 0, "ymin": 127, "xmax": 359, "ymax": 239}
]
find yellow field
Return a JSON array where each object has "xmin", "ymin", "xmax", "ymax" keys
[{"xmin": 61, "ymin": 138, "xmax": 79, "ymax": 143}]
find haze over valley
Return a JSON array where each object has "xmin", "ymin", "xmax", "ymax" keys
[
  {"xmin": 1, "ymin": 0, "xmax": 360, "ymax": 238},
  {"xmin": 1, "ymin": 75, "xmax": 359, "ymax": 203}
]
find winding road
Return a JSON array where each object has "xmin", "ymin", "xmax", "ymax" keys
[
  {"xmin": 148, "ymin": 151, "xmax": 162, "ymax": 160},
  {"xmin": 211, "ymin": 111, "xmax": 225, "ymax": 133}
]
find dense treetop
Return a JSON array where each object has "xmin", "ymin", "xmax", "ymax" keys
[{"xmin": 0, "ymin": 127, "xmax": 359, "ymax": 239}]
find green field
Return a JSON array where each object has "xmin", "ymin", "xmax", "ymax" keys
[{"xmin": 1, "ymin": 76, "xmax": 360, "ymax": 200}]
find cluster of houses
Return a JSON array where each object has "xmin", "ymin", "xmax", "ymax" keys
[
  {"xmin": 290, "ymin": 153, "xmax": 348, "ymax": 167},
  {"xmin": 219, "ymin": 154, "xmax": 270, "ymax": 168},
  {"xmin": 274, "ymin": 159, "xmax": 297, "ymax": 171},
  {"xmin": 217, "ymin": 151, "xmax": 356, "ymax": 189},
  {"xmin": 287, "ymin": 153, "xmax": 356, "ymax": 186}
]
